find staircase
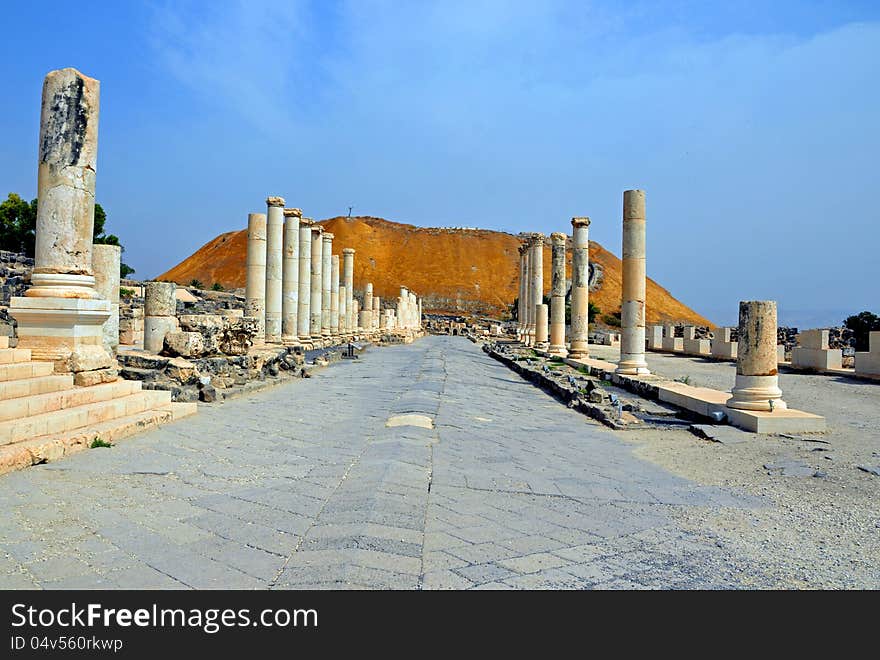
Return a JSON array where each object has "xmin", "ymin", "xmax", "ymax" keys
[{"xmin": 0, "ymin": 336, "xmax": 197, "ymax": 476}]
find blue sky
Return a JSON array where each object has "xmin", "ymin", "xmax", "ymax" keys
[{"xmin": 1, "ymin": 1, "xmax": 878, "ymax": 326}]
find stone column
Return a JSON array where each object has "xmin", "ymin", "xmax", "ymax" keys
[
  {"xmin": 342, "ymin": 249, "xmax": 355, "ymax": 334},
  {"xmin": 530, "ymin": 234, "xmax": 544, "ymax": 346},
  {"xmin": 352, "ymin": 299, "xmax": 361, "ymax": 333},
  {"xmin": 616, "ymin": 190, "xmax": 650, "ymax": 375},
  {"xmin": 245, "ymin": 212, "xmax": 267, "ymax": 340},
  {"xmin": 521, "ymin": 240, "xmax": 533, "ymax": 344},
  {"xmin": 92, "ymin": 244, "xmax": 121, "ymax": 357},
  {"xmin": 144, "ymin": 281, "xmax": 178, "ymax": 354},
  {"xmin": 373, "ymin": 297, "xmax": 381, "ymax": 330},
  {"xmin": 281, "ymin": 208, "xmax": 301, "ymax": 344},
  {"xmin": 399, "ymin": 287, "xmax": 408, "ymax": 330},
  {"xmin": 362, "ymin": 283, "xmax": 373, "ymax": 331},
  {"xmin": 330, "ymin": 255, "xmax": 340, "ymax": 338},
  {"xmin": 264, "ymin": 197, "xmax": 284, "ymax": 343},
  {"xmin": 10, "ymin": 68, "xmax": 114, "ymax": 376},
  {"xmin": 338, "ymin": 285, "xmax": 347, "ymax": 338},
  {"xmin": 569, "ymin": 217, "xmax": 591, "ymax": 359},
  {"xmin": 310, "ymin": 225, "xmax": 324, "ymax": 340},
  {"xmin": 727, "ymin": 301, "xmax": 786, "ymax": 411},
  {"xmin": 517, "ymin": 244, "xmax": 527, "ymax": 340},
  {"xmin": 297, "ymin": 218, "xmax": 313, "ymax": 341},
  {"xmin": 549, "ymin": 232, "xmax": 567, "ymax": 355},
  {"xmin": 535, "ymin": 304, "xmax": 549, "ymax": 349},
  {"xmin": 321, "ymin": 232, "xmax": 333, "ymax": 338}
]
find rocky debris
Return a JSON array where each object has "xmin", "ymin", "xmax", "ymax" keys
[
  {"xmin": 118, "ymin": 345, "xmax": 306, "ymax": 402},
  {"xmin": 0, "ymin": 250, "xmax": 33, "ymax": 307},
  {"xmin": 158, "ymin": 314, "xmax": 259, "ymax": 359}
]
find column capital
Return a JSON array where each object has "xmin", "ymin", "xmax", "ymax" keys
[
  {"xmin": 342, "ymin": 248, "xmax": 356, "ymax": 255},
  {"xmin": 310, "ymin": 225, "xmax": 324, "ymax": 236},
  {"xmin": 322, "ymin": 232, "xmax": 334, "ymax": 242},
  {"xmin": 550, "ymin": 232, "xmax": 567, "ymax": 244},
  {"xmin": 571, "ymin": 217, "xmax": 591, "ymax": 228},
  {"xmin": 300, "ymin": 217, "xmax": 314, "ymax": 227},
  {"xmin": 283, "ymin": 207, "xmax": 302, "ymax": 218},
  {"xmin": 266, "ymin": 196, "xmax": 286, "ymax": 207}
]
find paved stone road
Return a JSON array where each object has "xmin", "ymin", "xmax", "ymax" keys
[{"xmin": 0, "ymin": 337, "xmax": 770, "ymax": 589}]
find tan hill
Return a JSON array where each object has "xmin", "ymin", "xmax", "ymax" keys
[{"xmin": 159, "ymin": 216, "xmax": 712, "ymax": 326}]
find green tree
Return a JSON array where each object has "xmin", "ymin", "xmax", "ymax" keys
[
  {"xmin": 844, "ymin": 311, "xmax": 880, "ymax": 351},
  {"xmin": 190, "ymin": 279, "xmax": 204, "ymax": 289},
  {"xmin": 0, "ymin": 193, "xmax": 37, "ymax": 254},
  {"xmin": 211, "ymin": 282, "xmax": 224, "ymax": 291}
]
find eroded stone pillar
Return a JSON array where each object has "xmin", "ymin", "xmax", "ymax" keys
[
  {"xmin": 522, "ymin": 239, "xmax": 533, "ymax": 344},
  {"xmin": 530, "ymin": 235, "xmax": 544, "ymax": 348},
  {"xmin": 517, "ymin": 244, "xmax": 527, "ymax": 340},
  {"xmin": 373, "ymin": 296, "xmax": 381, "ymax": 330},
  {"xmin": 310, "ymin": 225, "xmax": 324, "ymax": 340},
  {"xmin": 245, "ymin": 212, "xmax": 267, "ymax": 339},
  {"xmin": 264, "ymin": 197, "xmax": 284, "ymax": 343},
  {"xmin": 549, "ymin": 232, "xmax": 567, "ymax": 355},
  {"xmin": 144, "ymin": 281, "xmax": 178, "ymax": 354},
  {"xmin": 338, "ymin": 285, "xmax": 347, "ymax": 337},
  {"xmin": 281, "ymin": 208, "xmax": 301, "ymax": 344},
  {"xmin": 727, "ymin": 301, "xmax": 786, "ymax": 411},
  {"xmin": 362, "ymin": 282, "xmax": 373, "ymax": 331},
  {"xmin": 617, "ymin": 190, "xmax": 650, "ymax": 375},
  {"xmin": 92, "ymin": 244, "xmax": 121, "ymax": 357},
  {"xmin": 342, "ymin": 249, "xmax": 355, "ymax": 334},
  {"xmin": 569, "ymin": 217, "xmax": 590, "ymax": 359},
  {"xmin": 352, "ymin": 299, "xmax": 361, "ymax": 333},
  {"xmin": 297, "ymin": 218, "xmax": 313, "ymax": 341},
  {"xmin": 321, "ymin": 232, "xmax": 333, "ymax": 338},
  {"xmin": 10, "ymin": 68, "xmax": 114, "ymax": 376},
  {"xmin": 330, "ymin": 255, "xmax": 340, "ymax": 338},
  {"xmin": 535, "ymin": 303, "xmax": 549, "ymax": 349}
]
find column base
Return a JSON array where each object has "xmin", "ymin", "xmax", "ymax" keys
[
  {"xmin": 548, "ymin": 345, "xmax": 568, "ymax": 357},
  {"xmin": 616, "ymin": 356, "xmax": 651, "ymax": 375},
  {"xmin": 9, "ymin": 295, "xmax": 115, "ymax": 374},
  {"xmin": 727, "ymin": 375, "xmax": 787, "ymax": 411}
]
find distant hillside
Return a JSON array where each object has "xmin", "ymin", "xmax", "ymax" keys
[{"xmin": 159, "ymin": 216, "xmax": 712, "ymax": 326}]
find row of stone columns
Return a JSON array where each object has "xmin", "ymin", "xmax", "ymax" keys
[{"xmin": 244, "ymin": 200, "xmax": 423, "ymax": 346}]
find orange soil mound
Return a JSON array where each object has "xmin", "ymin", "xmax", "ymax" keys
[{"xmin": 159, "ymin": 216, "xmax": 711, "ymax": 326}]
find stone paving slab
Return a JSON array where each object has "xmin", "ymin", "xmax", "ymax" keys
[{"xmin": 0, "ymin": 336, "xmax": 772, "ymax": 589}]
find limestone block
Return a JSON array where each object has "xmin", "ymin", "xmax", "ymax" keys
[
  {"xmin": 798, "ymin": 329, "xmax": 830, "ymax": 350},
  {"xmin": 683, "ymin": 338, "xmax": 711, "ymax": 356},
  {"xmin": 683, "ymin": 326, "xmax": 696, "ymax": 340},
  {"xmin": 855, "ymin": 333, "xmax": 880, "ymax": 376},
  {"xmin": 67, "ymin": 344, "xmax": 116, "ymax": 373},
  {"xmin": 163, "ymin": 331, "xmax": 204, "ymax": 358},
  {"xmin": 220, "ymin": 316, "xmax": 259, "ymax": 356},
  {"xmin": 662, "ymin": 337, "xmax": 683, "ymax": 352},
  {"xmin": 74, "ymin": 367, "xmax": 117, "ymax": 387},
  {"xmin": 179, "ymin": 314, "xmax": 224, "ymax": 354},
  {"xmin": 165, "ymin": 357, "xmax": 198, "ymax": 384},
  {"xmin": 646, "ymin": 325, "xmax": 664, "ymax": 350},
  {"xmin": 792, "ymin": 347, "xmax": 843, "ymax": 370}
]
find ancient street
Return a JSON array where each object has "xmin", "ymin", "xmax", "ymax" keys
[{"xmin": 0, "ymin": 336, "xmax": 774, "ymax": 590}]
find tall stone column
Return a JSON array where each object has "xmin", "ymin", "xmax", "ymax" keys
[
  {"xmin": 352, "ymin": 299, "xmax": 361, "ymax": 333},
  {"xmin": 549, "ymin": 232, "xmax": 567, "ymax": 356},
  {"xmin": 264, "ymin": 197, "xmax": 284, "ymax": 343},
  {"xmin": 144, "ymin": 281, "xmax": 178, "ymax": 354},
  {"xmin": 529, "ymin": 234, "xmax": 544, "ymax": 346},
  {"xmin": 338, "ymin": 285, "xmax": 347, "ymax": 338},
  {"xmin": 92, "ymin": 244, "xmax": 121, "ymax": 357},
  {"xmin": 520, "ymin": 241, "xmax": 532, "ymax": 344},
  {"xmin": 281, "ymin": 208, "xmax": 301, "ymax": 344},
  {"xmin": 342, "ymin": 249, "xmax": 355, "ymax": 333},
  {"xmin": 10, "ymin": 68, "xmax": 114, "ymax": 376},
  {"xmin": 373, "ymin": 297, "xmax": 381, "ymax": 330},
  {"xmin": 399, "ymin": 287, "xmax": 408, "ymax": 330},
  {"xmin": 330, "ymin": 255, "xmax": 340, "ymax": 337},
  {"xmin": 245, "ymin": 212, "xmax": 267, "ymax": 340},
  {"xmin": 310, "ymin": 225, "xmax": 324, "ymax": 340},
  {"xmin": 297, "ymin": 218, "xmax": 313, "ymax": 341},
  {"xmin": 727, "ymin": 301, "xmax": 786, "ymax": 411},
  {"xmin": 517, "ymin": 244, "xmax": 527, "ymax": 340},
  {"xmin": 616, "ymin": 190, "xmax": 650, "ymax": 375},
  {"xmin": 362, "ymin": 283, "xmax": 373, "ymax": 330},
  {"xmin": 321, "ymin": 232, "xmax": 333, "ymax": 338},
  {"xmin": 569, "ymin": 217, "xmax": 591, "ymax": 359}
]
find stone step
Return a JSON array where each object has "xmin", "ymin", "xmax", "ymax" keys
[
  {"xmin": 0, "ymin": 374, "xmax": 74, "ymax": 401},
  {"xmin": 0, "ymin": 361, "xmax": 54, "ymax": 382},
  {"xmin": 0, "ymin": 404, "xmax": 196, "ymax": 476},
  {"xmin": 0, "ymin": 379, "xmax": 143, "ymax": 423},
  {"xmin": 0, "ymin": 348, "xmax": 31, "ymax": 364},
  {"xmin": 0, "ymin": 390, "xmax": 172, "ymax": 446},
  {"xmin": 0, "ymin": 336, "xmax": 7, "ymax": 349}
]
